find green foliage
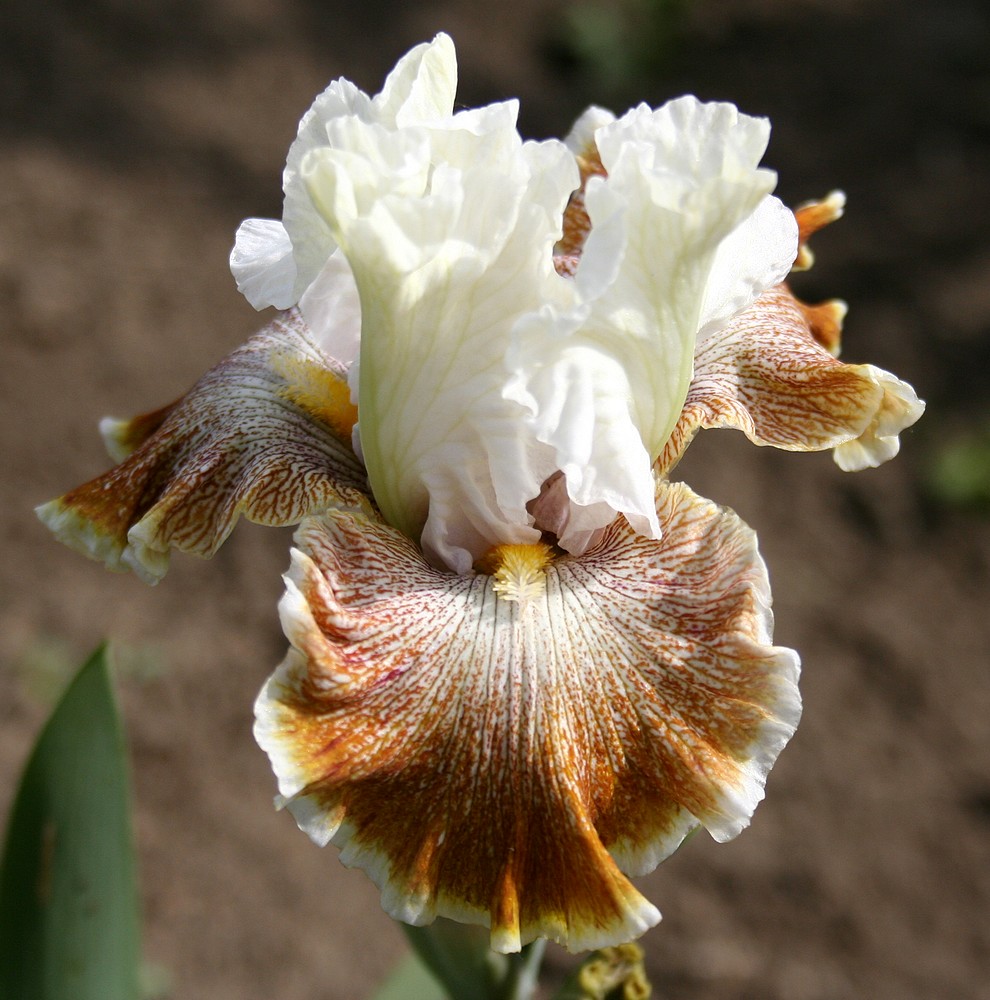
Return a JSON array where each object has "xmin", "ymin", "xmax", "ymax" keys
[
  {"xmin": 0, "ymin": 646, "xmax": 140, "ymax": 1000},
  {"xmin": 371, "ymin": 951, "xmax": 447, "ymax": 1000},
  {"xmin": 928, "ymin": 426, "xmax": 990, "ymax": 514},
  {"xmin": 560, "ymin": 0, "xmax": 690, "ymax": 91},
  {"xmin": 400, "ymin": 921, "xmax": 546, "ymax": 1000}
]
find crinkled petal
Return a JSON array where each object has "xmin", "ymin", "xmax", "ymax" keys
[
  {"xmin": 506, "ymin": 97, "xmax": 791, "ymax": 552},
  {"xmin": 657, "ymin": 285, "xmax": 925, "ymax": 474},
  {"xmin": 230, "ymin": 217, "xmax": 298, "ymax": 311},
  {"xmin": 37, "ymin": 311, "xmax": 367, "ymax": 583},
  {"xmin": 303, "ymin": 104, "xmax": 579, "ymax": 571},
  {"xmin": 372, "ymin": 32, "xmax": 457, "ymax": 127},
  {"xmin": 833, "ymin": 367, "xmax": 925, "ymax": 470},
  {"xmin": 254, "ymin": 480, "xmax": 800, "ymax": 953},
  {"xmin": 699, "ymin": 194, "xmax": 799, "ymax": 338},
  {"xmin": 231, "ymin": 35, "xmax": 459, "ymax": 311}
]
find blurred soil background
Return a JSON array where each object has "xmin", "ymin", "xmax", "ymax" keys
[{"xmin": 2, "ymin": 0, "xmax": 989, "ymax": 997}]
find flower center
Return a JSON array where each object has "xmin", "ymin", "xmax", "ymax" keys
[{"xmin": 476, "ymin": 542, "xmax": 554, "ymax": 602}]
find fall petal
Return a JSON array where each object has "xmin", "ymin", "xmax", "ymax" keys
[
  {"xmin": 658, "ymin": 285, "xmax": 925, "ymax": 474},
  {"xmin": 254, "ymin": 480, "xmax": 800, "ymax": 952},
  {"xmin": 833, "ymin": 367, "xmax": 925, "ymax": 470},
  {"xmin": 37, "ymin": 311, "xmax": 366, "ymax": 583}
]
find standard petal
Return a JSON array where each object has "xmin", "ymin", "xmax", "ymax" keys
[
  {"xmin": 37, "ymin": 311, "xmax": 367, "ymax": 584},
  {"xmin": 254, "ymin": 481, "xmax": 800, "ymax": 953},
  {"xmin": 230, "ymin": 217, "xmax": 298, "ymax": 310},
  {"xmin": 507, "ymin": 97, "xmax": 788, "ymax": 552},
  {"xmin": 303, "ymin": 105, "xmax": 580, "ymax": 571},
  {"xmin": 657, "ymin": 285, "xmax": 925, "ymax": 473},
  {"xmin": 699, "ymin": 193, "xmax": 799, "ymax": 339}
]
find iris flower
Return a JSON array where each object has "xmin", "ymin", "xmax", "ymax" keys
[{"xmin": 39, "ymin": 35, "xmax": 923, "ymax": 953}]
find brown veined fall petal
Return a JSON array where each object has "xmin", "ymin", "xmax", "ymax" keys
[
  {"xmin": 657, "ymin": 284, "xmax": 924, "ymax": 475},
  {"xmin": 36, "ymin": 309, "xmax": 367, "ymax": 584},
  {"xmin": 254, "ymin": 480, "xmax": 800, "ymax": 954}
]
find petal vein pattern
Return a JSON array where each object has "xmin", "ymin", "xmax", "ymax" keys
[
  {"xmin": 303, "ymin": 105, "xmax": 580, "ymax": 571},
  {"xmin": 505, "ymin": 98, "xmax": 791, "ymax": 554},
  {"xmin": 254, "ymin": 481, "xmax": 801, "ymax": 953},
  {"xmin": 658, "ymin": 284, "xmax": 925, "ymax": 474},
  {"xmin": 36, "ymin": 311, "xmax": 367, "ymax": 583}
]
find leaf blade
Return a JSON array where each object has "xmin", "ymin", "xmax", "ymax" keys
[{"xmin": 0, "ymin": 645, "xmax": 140, "ymax": 1000}]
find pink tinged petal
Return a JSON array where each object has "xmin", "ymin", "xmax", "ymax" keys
[
  {"xmin": 657, "ymin": 285, "xmax": 925, "ymax": 474},
  {"xmin": 254, "ymin": 481, "xmax": 800, "ymax": 953},
  {"xmin": 36, "ymin": 311, "xmax": 366, "ymax": 584}
]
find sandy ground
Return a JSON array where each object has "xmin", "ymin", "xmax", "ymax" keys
[{"xmin": 3, "ymin": 0, "xmax": 989, "ymax": 997}]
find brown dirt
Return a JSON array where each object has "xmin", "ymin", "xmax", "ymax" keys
[{"xmin": 2, "ymin": 1, "xmax": 989, "ymax": 998}]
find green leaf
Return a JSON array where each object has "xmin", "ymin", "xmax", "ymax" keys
[
  {"xmin": 371, "ymin": 951, "xmax": 447, "ymax": 1000},
  {"xmin": 401, "ymin": 920, "xmax": 546, "ymax": 1000},
  {"xmin": 0, "ymin": 645, "xmax": 140, "ymax": 1000}
]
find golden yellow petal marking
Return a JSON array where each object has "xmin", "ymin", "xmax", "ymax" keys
[
  {"xmin": 100, "ymin": 401, "xmax": 179, "ymax": 462},
  {"xmin": 37, "ymin": 310, "xmax": 366, "ymax": 582},
  {"xmin": 476, "ymin": 542, "xmax": 554, "ymax": 602},
  {"xmin": 270, "ymin": 350, "xmax": 358, "ymax": 441},
  {"xmin": 256, "ymin": 484, "xmax": 802, "ymax": 953}
]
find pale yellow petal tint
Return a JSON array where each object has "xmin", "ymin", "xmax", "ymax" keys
[
  {"xmin": 37, "ymin": 310, "xmax": 366, "ymax": 583},
  {"xmin": 255, "ymin": 481, "xmax": 800, "ymax": 953}
]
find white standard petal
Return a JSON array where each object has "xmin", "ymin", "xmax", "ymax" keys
[
  {"xmin": 563, "ymin": 105, "xmax": 616, "ymax": 155},
  {"xmin": 505, "ymin": 96, "xmax": 781, "ymax": 554},
  {"xmin": 234, "ymin": 37, "xmax": 458, "ymax": 310},
  {"xmin": 303, "ymin": 108, "xmax": 579, "ymax": 571},
  {"xmin": 297, "ymin": 247, "xmax": 362, "ymax": 369},
  {"xmin": 229, "ymin": 218, "xmax": 297, "ymax": 310},
  {"xmin": 373, "ymin": 32, "xmax": 457, "ymax": 126},
  {"xmin": 699, "ymin": 193, "xmax": 799, "ymax": 339}
]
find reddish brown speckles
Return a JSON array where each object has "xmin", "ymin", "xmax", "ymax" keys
[
  {"xmin": 657, "ymin": 285, "xmax": 886, "ymax": 475},
  {"xmin": 256, "ymin": 483, "xmax": 800, "ymax": 951},
  {"xmin": 37, "ymin": 309, "xmax": 367, "ymax": 582}
]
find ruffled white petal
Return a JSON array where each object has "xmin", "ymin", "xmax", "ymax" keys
[
  {"xmin": 505, "ymin": 97, "xmax": 788, "ymax": 553},
  {"xmin": 699, "ymin": 193, "xmax": 798, "ymax": 339},
  {"xmin": 229, "ymin": 218, "xmax": 297, "ymax": 310},
  {"xmin": 229, "ymin": 34, "xmax": 459, "ymax": 314},
  {"xmin": 833, "ymin": 367, "xmax": 925, "ymax": 470},
  {"xmin": 302, "ymin": 101, "xmax": 579, "ymax": 571}
]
